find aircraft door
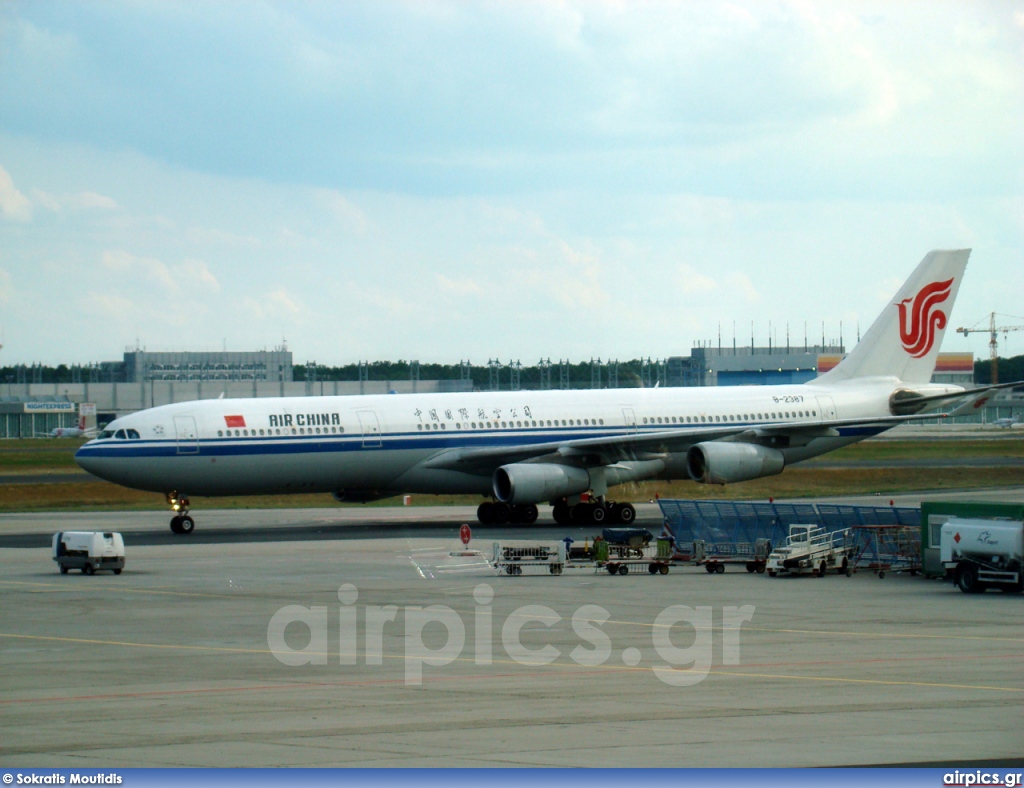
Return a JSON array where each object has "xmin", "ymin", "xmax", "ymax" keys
[
  {"xmin": 816, "ymin": 396, "xmax": 838, "ymax": 421},
  {"xmin": 622, "ymin": 408, "xmax": 637, "ymax": 434},
  {"xmin": 173, "ymin": 416, "xmax": 199, "ymax": 455},
  {"xmin": 357, "ymin": 410, "xmax": 382, "ymax": 448}
]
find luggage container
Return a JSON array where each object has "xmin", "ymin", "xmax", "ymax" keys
[{"xmin": 53, "ymin": 531, "xmax": 125, "ymax": 575}]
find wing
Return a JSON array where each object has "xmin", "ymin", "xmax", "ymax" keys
[{"xmin": 422, "ymin": 412, "xmax": 941, "ymax": 476}]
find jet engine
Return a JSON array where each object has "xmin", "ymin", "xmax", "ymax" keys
[
  {"xmin": 686, "ymin": 442, "xmax": 785, "ymax": 485},
  {"xmin": 493, "ymin": 463, "xmax": 591, "ymax": 505}
]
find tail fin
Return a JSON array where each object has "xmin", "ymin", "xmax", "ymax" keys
[{"xmin": 817, "ymin": 249, "xmax": 971, "ymax": 384}]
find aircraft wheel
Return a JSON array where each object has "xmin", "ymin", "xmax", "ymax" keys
[
  {"xmin": 591, "ymin": 504, "xmax": 607, "ymax": 524},
  {"xmin": 552, "ymin": 502, "xmax": 571, "ymax": 525},
  {"xmin": 477, "ymin": 502, "xmax": 495, "ymax": 524},
  {"xmin": 616, "ymin": 503, "xmax": 636, "ymax": 525},
  {"xmin": 170, "ymin": 516, "xmax": 183, "ymax": 534},
  {"xmin": 521, "ymin": 504, "xmax": 539, "ymax": 524},
  {"xmin": 492, "ymin": 503, "xmax": 510, "ymax": 525},
  {"xmin": 178, "ymin": 515, "xmax": 195, "ymax": 534}
]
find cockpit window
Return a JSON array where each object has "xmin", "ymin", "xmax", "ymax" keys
[
  {"xmin": 97, "ymin": 430, "xmax": 115, "ymax": 439},
  {"xmin": 126, "ymin": 429, "xmax": 140, "ymax": 439},
  {"xmin": 114, "ymin": 430, "xmax": 127, "ymax": 439}
]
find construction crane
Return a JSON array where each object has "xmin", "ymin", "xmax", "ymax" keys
[{"xmin": 956, "ymin": 313, "xmax": 1024, "ymax": 384}]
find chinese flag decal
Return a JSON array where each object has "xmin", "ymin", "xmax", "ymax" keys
[{"xmin": 225, "ymin": 415, "xmax": 246, "ymax": 428}]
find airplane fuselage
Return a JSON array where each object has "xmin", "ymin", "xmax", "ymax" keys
[{"xmin": 75, "ymin": 378, "xmax": 907, "ymax": 498}]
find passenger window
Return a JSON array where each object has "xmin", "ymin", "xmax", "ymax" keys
[
  {"xmin": 217, "ymin": 430, "xmax": 223, "ymax": 437},
  {"xmin": 418, "ymin": 424, "xmax": 423, "ymax": 431},
  {"xmin": 599, "ymin": 419, "xmax": 604, "ymax": 425}
]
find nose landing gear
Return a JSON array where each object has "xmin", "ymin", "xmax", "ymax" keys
[{"xmin": 167, "ymin": 492, "xmax": 194, "ymax": 534}]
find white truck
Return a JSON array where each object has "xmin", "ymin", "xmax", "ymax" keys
[
  {"xmin": 940, "ymin": 518, "xmax": 1023, "ymax": 594},
  {"xmin": 766, "ymin": 524, "xmax": 854, "ymax": 577},
  {"xmin": 53, "ymin": 531, "xmax": 125, "ymax": 575}
]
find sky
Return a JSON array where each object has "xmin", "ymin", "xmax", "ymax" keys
[{"xmin": 0, "ymin": 0, "xmax": 1022, "ymax": 367}]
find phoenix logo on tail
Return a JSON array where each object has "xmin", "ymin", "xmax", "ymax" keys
[{"xmin": 897, "ymin": 278, "xmax": 953, "ymax": 358}]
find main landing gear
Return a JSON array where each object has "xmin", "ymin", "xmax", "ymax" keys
[
  {"xmin": 552, "ymin": 499, "xmax": 636, "ymax": 526},
  {"xmin": 477, "ymin": 502, "xmax": 539, "ymax": 525},
  {"xmin": 166, "ymin": 491, "xmax": 195, "ymax": 535}
]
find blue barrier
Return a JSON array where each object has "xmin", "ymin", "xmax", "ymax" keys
[{"xmin": 658, "ymin": 499, "xmax": 920, "ymax": 564}]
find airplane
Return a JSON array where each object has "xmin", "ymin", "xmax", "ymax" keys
[
  {"xmin": 992, "ymin": 414, "xmax": 1019, "ymax": 429},
  {"xmin": 75, "ymin": 249, "xmax": 1022, "ymax": 535},
  {"xmin": 38, "ymin": 414, "xmax": 96, "ymax": 439}
]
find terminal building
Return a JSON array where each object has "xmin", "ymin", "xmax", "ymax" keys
[{"xmin": 116, "ymin": 350, "xmax": 294, "ymax": 383}]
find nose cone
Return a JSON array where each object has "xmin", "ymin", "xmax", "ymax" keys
[{"xmin": 75, "ymin": 441, "xmax": 105, "ymax": 478}]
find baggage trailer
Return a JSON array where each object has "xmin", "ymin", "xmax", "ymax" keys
[
  {"xmin": 940, "ymin": 518, "xmax": 1024, "ymax": 594},
  {"xmin": 491, "ymin": 541, "xmax": 567, "ymax": 575},
  {"xmin": 766, "ymin": 525, "xmax": 854, "ymax": 577},
  {"xmin": 693, "ymin": 537, "xmax": 773, "ymax": 574},
  {"xmin": 53, "ymin": 531, "xmax": 125, "ymax": 575},
  {"xmin": 490, "ymin": 538, "xmax": 676, "ymax": 576},
  {"xmin": 594, "ymin": 537, "xmax": 674, "ymax": 575}
]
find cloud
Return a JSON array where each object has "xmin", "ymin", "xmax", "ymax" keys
[
  {"xmin": 100, "ymin": 250, "xmax": 221, "ymax": 294},
  {"xmin": 314, "ymin": 189, "xmax": 370, "ymax": 235},
  {"xmin": 677, "ymin": 264, "xmax": 717, "ymax": 297},
  {"xmin": 102, "ymin": 249, "xmax": 177, "ymax": 291},
  {"xmin": 241, "ymin": 288, "xmax": 306, "ymax": 322},
  {"xmin": 177, "ymin": 258, "xmax": 221, "ymax": 293},
  {"xmin": 726, "ymin": 271, "xmax": 761, "ymax": 303},
  {"xmin": 0, "ymin": 165, "xmax": 32, "ymax": 221},
  {"xmin": 71, "ymin": 191, "xmax": 118, "ymax": 210},
  {"xmin": 435, "ymin": 273, "xmax": 483, "ymax": 296}
]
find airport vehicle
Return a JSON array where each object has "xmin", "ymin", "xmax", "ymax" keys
[
  {"xmin": 75, "ymin": 249, "xmax": 1022, "ymax": 535},
  {"xmin": 766, "ymin": 524, "xmax": 854, "ymax": 577},
  {"xmin": 490, "ymin": 537, "xmax": 674, "ymax": 576},
  {"xmin": 992, "ymin": 415, "xmax": 1019, "ymax": 429},
  {"xmin": 940, "ymin": 518, "xmax": 1023, "ymax": 593},
  {"xmin": 694, "ymin": 537, "xmax": 773, "ymax": 574},
  {"xmin": 52, "ymin": 531, "xmax": 125, "ymax": 575}
]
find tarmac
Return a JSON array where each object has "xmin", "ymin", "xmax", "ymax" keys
[{"xmin": 2, "ymin": 495, "xmax": 1023, "ymax": 768}]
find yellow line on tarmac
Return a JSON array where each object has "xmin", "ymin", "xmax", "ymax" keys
[
  {"xmin": 2, "ymin": 632, "xmax": 1021, "ymax": 695},
  {"xmin": 707, "ymin": 668, "xmax": 1024, "ymax": 694},
  {"xmin": 0, "ymin": 579, "xmax": 238, "ymax": 599}
]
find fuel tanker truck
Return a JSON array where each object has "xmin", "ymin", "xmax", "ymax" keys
[{"xmin": 940, "ymin": 518, "xmax": 1024, "ymax": 594}]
